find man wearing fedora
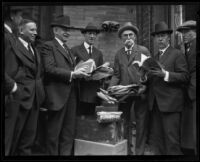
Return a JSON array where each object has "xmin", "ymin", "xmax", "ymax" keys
[
  {"xmin": 177, "ymin": 20, "xmax": 197, "ymax": 155},
  {"xmin": 4, "ymin": 5, "xmax": 23, "ymax": 155},
  {"xmin": 108, "ymin": 22, "xmax": 150, "ymax": 155},
  {"xmin": 71, "ymin": 22, "xmax": 103, "ymax": 116},
  {"xmin": 147, "ymin": 21, "xmax": 189, "ymax": 155},
  {"xmin": 40, "ymin": 15, "xmax": 89, "ymax": 155}
]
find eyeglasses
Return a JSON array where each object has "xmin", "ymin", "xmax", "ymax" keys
[{"xmin": 122, "ymin": 33, "xmax": 135, "ymax": 38}]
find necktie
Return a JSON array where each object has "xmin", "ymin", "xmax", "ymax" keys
[
  {"xmin": 126, "ymin": 50, "xmax": 131, "ymax": 60},
  {"xmin": 88, "ymin": 46, "xmax": 92, "ymax": 58},
  {"xmin": 63, "ymin": 44, "xmax": 73, "ymax": 65},
  {"xmin": 28, "ymin": 44, "xmax": 34, "ymax": 56},
  {"xmin": 158, "ymin": 50, "xmax": 163, "ymax": 60}
]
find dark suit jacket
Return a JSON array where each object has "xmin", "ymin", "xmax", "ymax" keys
[
  {"xmin": 4, "ymin": 27, "xmax": 17, "ymax": 95},
  {"xmin": 186, "ymin": 39, "xmax": 196, "ymax": 101},
  {"xmin": 5, "ymin": 36, "xmax": 45, "ymax": 110},
  {"xmin": 71, "ymin": 43, "xmax": 103, "ymax": 103},
  {"xmin": 148, "ymin": 46, "xmax": 189, "ymax": 112},
  {"xmin": 109, "ymin": 44, "xmax": 150, "ymax": 86},
  {"xmin": 41, "ymin": 39, "xmax": 76, "ymax": 111}
]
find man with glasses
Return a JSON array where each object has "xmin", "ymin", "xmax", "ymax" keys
[{"xmin": 108, "ymin": 22, "xmax": 150, "ymax": 155}]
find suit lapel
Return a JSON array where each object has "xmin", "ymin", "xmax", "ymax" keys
[
  {"xmin": 80, "ymin": 44, "xmax": 90, "ymax": 61},
  {"xmin": 128, "ymin": 46, "xmax": 138, "ymax": 66},
  {"xmin": 159, "ymin": 46, "xmax": 171, "ymax": 64},
  {"xmin": 53, "ymin": 39, "xmax": 73, "ymax": 65},
  {"xmin": 16, "ymin": 40, "xmax": 35, "ymax": 63}
]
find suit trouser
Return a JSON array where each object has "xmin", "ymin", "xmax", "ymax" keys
[
  {"xmin": 149, "ymin": 99, "xmax": 183, "ymax": 155},
  {"xmin": 5, "ymin": 98, "xmax": 20, "ymax": 156},
  {"xmin": 119, "ymin": 97, "xmax": 149, "ymax": 155},
  {"xmin": 193, "ymin": 100, "xmax": 197, "ymax": 154},
  {"xmin": 77, "ymin": 102, "xmax": 96, "ymax": 116},
  {"xmin": 46, "ymin": 89, "xmax": 77, "ymax": 155},
  {"xmin": 11, "ymin": 98, "xmax": 39, "ymax": 155}
]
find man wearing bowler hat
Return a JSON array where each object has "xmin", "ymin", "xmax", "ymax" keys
[
  {"xmin": 108, "ymin": 22, "xmax": 150, "ymax": 155},
  {"xmin": 177, "ymin": 20, "xmax": 197, "ymax": 155},
  {"xmin": 147, "ymin": 21, "xmax": 189, "ymax": 155},
  {"xmin": 71, "ymin": 22, "xmax": 103, "ymax": 116},
  {"xmin": 41, "ymin": 15, "xmax": 89, "ymax": 155}
]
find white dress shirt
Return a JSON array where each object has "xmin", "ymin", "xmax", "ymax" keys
[
  {"xmin": 84, "ymin": 42, "xmax": 93, "ymax": 54},
  {"xmin": 18, "ymin": 37, "xmax": 34, "ymax": 55},
  {"xmin": 159, "ymin": 44, "xmax": 170, "ymax": 82}
]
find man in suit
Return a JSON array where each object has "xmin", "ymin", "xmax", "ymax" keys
[
  {"xmin": 4, "ymin": 6, "xmax": 23, "ymax": 156},
  {"xmin": 7, "ymin": 19, "xmax": 46, "ymax": 155},
  {"xmin": 71, "ymin": 22, "xmax": 103, "ymax": 116},
  {"xmin": 147, "ymin": 21, "xmax": 189, "ymax": 155},
  {"xmin": 177, "ymin": 20, "xmax": 197, "ymax": 155},
  {"xmin": 108, "ymin": 22, "xmax": 150, "ymax": 155},
  {"xmin": 41, "ymin": 15, "xmax": 89, "ymax": 155}
]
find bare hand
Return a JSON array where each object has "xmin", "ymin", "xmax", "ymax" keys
[
  {"xmin": 138, "ymin": 85, "xmax": 146, "ymax": 94},
  {"xmin": 72, "ymin": 67, "xmax": 90, "ymax": 79}
]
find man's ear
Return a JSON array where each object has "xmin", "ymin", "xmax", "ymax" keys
[{"xmin": 19, "ymin": 26, "xmax": 24, "ymax": 35}]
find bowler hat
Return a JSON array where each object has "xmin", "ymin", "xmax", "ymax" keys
[
  {"xmin": 118, "ymin": 22, "xmax": 139, "ymax": 38},
  {"xmin": 81, "ymin": 22, "xmax": 100, "ymax": 34},
  {"xmin": 51, "ymin": 15, "xmax": 72, "ymax": 29},
  {"xmin": 151, "ymin": 21, "xmax": 173, "ymax": 36},
  {"xmin": 176, "ymin": 20, "xmax": 196, "ymax": 32}
]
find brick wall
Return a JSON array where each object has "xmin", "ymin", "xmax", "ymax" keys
[{"xmin": 63, "ymin": 5, "xmax": 137, "ymax": 66}]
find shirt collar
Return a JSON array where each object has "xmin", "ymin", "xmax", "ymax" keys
[
  {"xmin": 18, "ymin": 37, "xmax": 29, "ymax": 49},
  {"xmin": 55, "ymin": 37, "xmax": 65, "ymax": 47},
  {"xmin": 159, "ymin": 44, "xmax": 170, "ymax": 54},
  {"xmin": 84, "ymin": 42, "xmax": 92, "ymax": 50},
  {"xmin": 125, "ymin": 44, "xmax": 134, "ymax": 52},
  {"xmin": 4, "ymin": 23, "xmax": 12, "ymax": 33}
]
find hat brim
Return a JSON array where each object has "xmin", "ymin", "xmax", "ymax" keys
[
  {"xmin": 118, "ymin": 26, "xmax": 139, "ymax": 38},
  {"xmin": 81, "ymin": 29, "xmax": 100, "ymax": 34},
  {"xmin": 151, "ymin": 30, "xmax": 173, "ymax": 36},
  {"xmin": 176, "ymin": 26, "xmax": 196, "ymax": 32},
  {"xmin": 51, "ymin": 24, "xmax": 72, "ymax": 29}
]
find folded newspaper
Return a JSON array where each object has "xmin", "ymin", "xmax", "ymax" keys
[
  {"xmin": 97, "ymin": 111, "xmax": 123, "ymax": 123},
  {"xmin": 75, "ymin": 59, "xmax": 113, "ymax": 80}
]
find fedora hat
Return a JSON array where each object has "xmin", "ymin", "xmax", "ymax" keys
[
  {"xmin": 81, "ymin": 22, "xmax": 100, "ymax": 34},
  {"xmin": 51, "ymin": 15, "xmax": 72, "ymax": 29},
  {"xmin": 176, "ymin": 20, "xmax": 196, "ymax": 32},
  {"xmin": 151, "ymin": 21, "xmax": 173, "ymax": 36},
  {"xmin": 118, "ymin": 22, "xmax": 139, "ymax": 38}
]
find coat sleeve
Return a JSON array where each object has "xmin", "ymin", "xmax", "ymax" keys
[
  {"xmin": 4, "ymin": 72, "xmax": 15, "ymax": 95},
  {"xmin": 109, "ymin": 54, "xmax": 120, "ymax": 87},
  {"xmin": 168, "ymin": 51, "xmax": 189, "ymax": 83},
  {"xmin": 40, "ymin": 43, "xmax": 71, "ymax": 82}
]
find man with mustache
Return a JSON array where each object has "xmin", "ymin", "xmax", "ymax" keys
[
  {"xmin": 147, "ymin": 21, "xmax": 189, "ymax": 155},
  {"xmin": 7, "ymin": 19, "xmax": 45, "ymax": 155},
  {"xmin": 41, "ymin": 15, "xmax": 89, "ymax": 155},
  {"xmin": 108, "ymin": 22, "xmax": 150, "ymax": 155},
  {"xmin": 71, "ymin": 22, "xmax": 103, "ymax": 117},
  {"xmin": 177, "ymin": 20, "xmax": 197, "ymax": 155}
]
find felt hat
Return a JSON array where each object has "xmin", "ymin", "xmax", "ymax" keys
[
  {"xmin": 151, "ymin": 21, "xmax": 173, "ymax": 36},
  {"xmin": 118, "ymin": 22, "xmax": 139, "ymax": 38}
]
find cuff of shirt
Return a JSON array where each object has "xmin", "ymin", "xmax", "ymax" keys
[
  {"xmin": 70, "ymin": 71, "xmax": 73, "ymax": 82},
  {"xmin": 164, "ymin": 71, "xmax": 169, "ymax": 82},
  {"xmin": 11, "ymin": 82, "xmax": 17, "ymax": 93}
]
